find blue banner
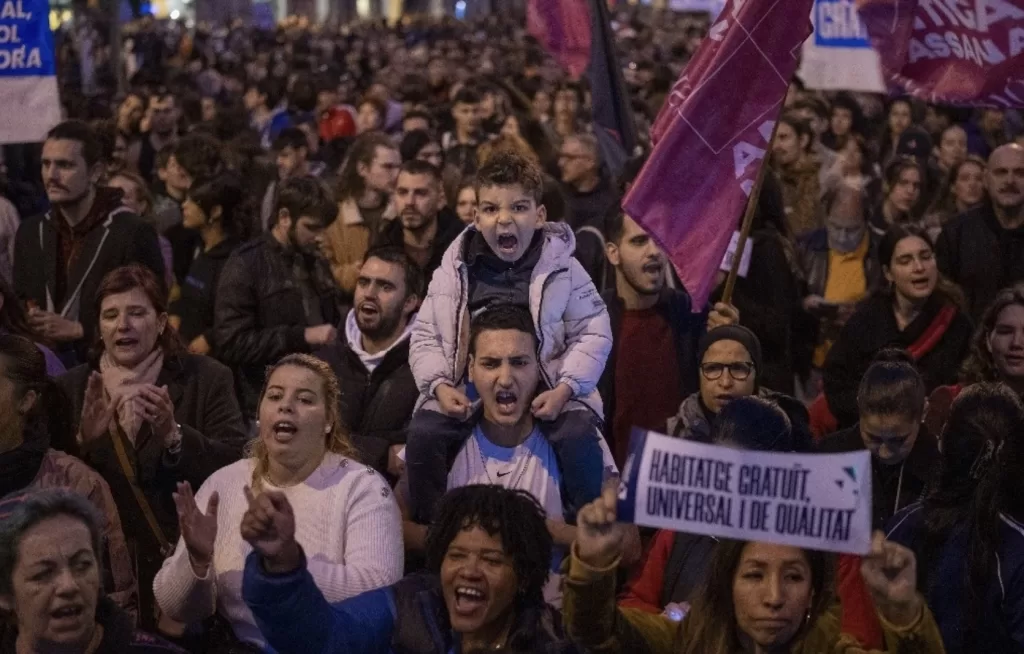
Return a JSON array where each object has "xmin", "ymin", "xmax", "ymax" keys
[
  {"xmin": 0, "ymin": 0, "xmax": 55, "ymax": 77},
  {"xmin": 813, "ymin": 0, "xmax": 871, "ymax": 48}
]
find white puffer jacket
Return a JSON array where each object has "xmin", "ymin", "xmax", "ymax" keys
[{"xmin": 410, "ymin": 222, "xmax": 612, "ymax": 417}]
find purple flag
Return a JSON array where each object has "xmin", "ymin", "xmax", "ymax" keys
[{"xmin": 622, "ymin": 0, "xmax": 813, "ymax": 308}]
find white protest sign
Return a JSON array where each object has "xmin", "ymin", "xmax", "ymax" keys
[
  {"xmin": 798, "ymin": 0, "xmax": 885, "ymax": 92},
  {"xmin": 617, "ymin": 429, "xmax": 873, "ymax": 555},
  {"xmin": 718, "ymin": 230, "xmax": 752, "ymax": 278},
  {"xmin": 0, "ymin": 0, "xmax": 60, "ymax": 144}
]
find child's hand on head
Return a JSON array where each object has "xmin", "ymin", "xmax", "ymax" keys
[
  {"xmin": 531, "ymin": 383, "xmax": 573, "ymax": 421},
  {"xmin": 436, "ymin": 383, "xmax": 472, "ymax": 420}
]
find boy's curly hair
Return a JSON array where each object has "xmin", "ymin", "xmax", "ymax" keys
[{"xmin": 474, "ymin": 147, "xmax": 544, "ymax": 204}]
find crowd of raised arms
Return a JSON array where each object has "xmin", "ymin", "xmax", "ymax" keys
[{"xmin": 0, "ymin": 6, "xmax": 1022, "ymax": 654}]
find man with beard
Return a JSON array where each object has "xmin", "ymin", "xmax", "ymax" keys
[
  {"xmin": 599, "ymin": 212, "xmax": 738, "ymax": 466},
  {"xmin": 14, "ymin": 120, "xmax": 165, "ymax": 365},
  {"xmin": 137, "ymin": 92, "xmax": 180, "ymax": 184},
  {"xmin": 937, "ymin": 143, "xmax": 1024, "ymax": 320},
  {"xmin": 373, "ymin": 160, "xmax": 463, "ymax": 285},
  {"xmin": 214, "ymin": 176, "xmax": 342, "ymax": 421},
  {"xmin": 316, "ymin": 247, "xmax": 422, "ymax": 481}
]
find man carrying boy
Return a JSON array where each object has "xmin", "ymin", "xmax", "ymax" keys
[{"xmin": 406, "ymin": 149, "xmax": 613, "ymax": 524}]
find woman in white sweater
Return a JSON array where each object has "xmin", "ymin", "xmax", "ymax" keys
[{"xmin": 153, "ymin": 353, "xmax": 404, "ymax": 649}]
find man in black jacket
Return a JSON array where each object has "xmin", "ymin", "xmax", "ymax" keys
[
  {"xmin": 317, "ymin": 247, "xmax": 422, "ymax": 481},
  {"xmin": 14, "ymin": 120, "xmax": 165, "ymax": 365},
  {"xmin": 937, "ymin": 143, "xmax": 1024, "ymax": 320},
  {"xmin": 372, "ymin": 160, "xmax": 463, "ymax": 285},
  {"xmin": 598, "ymin": 212, "xmax": 737, "ymax": 465},
  {"xmin": 214, "ymin": 176, "xmax": 342, "ymax": 420}
]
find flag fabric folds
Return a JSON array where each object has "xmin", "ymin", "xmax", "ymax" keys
[
  {"xmin": 622, "ymin": 0, "xmax": 814, "ymax": 308},
  {"xmin": 855, "ymin": 0, "xmax": 1024, "ymax": 107}
]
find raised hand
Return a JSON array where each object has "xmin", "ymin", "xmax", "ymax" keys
[
  {"xmin": 79, "ymin": 372, "xmax": 114, "ymax": 445},
  {"xmin": 172, "ymin": 482, "xmax": 219, "ymax": 573},
  {"xmin": 575, "ymin": 482, "xmax": 626, "ymax": 569},
  {"xmin": 241, "ymin": 486, "xmax": 301, "ymax": 574},
  {"xmin": 860, "ymin": 531, "xmax": 923, "ymax": 628},
  {"xmin": 136, "ymin": 385, "xmax": 178, "ymax": 447}
]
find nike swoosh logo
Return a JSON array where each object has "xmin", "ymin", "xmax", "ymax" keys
[{"xmin": 497, "ymin": 471, "xmax": 512, "ymax": 478}]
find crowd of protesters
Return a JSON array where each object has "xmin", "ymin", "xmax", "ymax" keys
[{"xmin": 0, "ymin": 5, "xmax": 1022, "ymax": 653}]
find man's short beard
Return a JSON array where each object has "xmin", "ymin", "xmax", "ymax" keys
[
  {"xmin": 357, "ymin": 308, "xmax": 404, "ymax": 342},
  {"xmin": 622, "ymin": 267, "xmax": 662, "ymax": 297}
]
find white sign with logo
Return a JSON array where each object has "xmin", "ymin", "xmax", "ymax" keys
[
  {"xmin": 798, "ymin": 0, "xmax": 885, "ymax": 92},
  {"xmin": 617, "ymin": 429, "xmax": 873, "ymax": 555}
]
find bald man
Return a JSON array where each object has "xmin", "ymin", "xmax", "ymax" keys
[{"xmin": 936, "ymin": 143, "xmax": 1024, "ymax": 319}]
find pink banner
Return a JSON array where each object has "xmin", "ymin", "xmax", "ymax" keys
[
  {"xmin": 526, "ymin": 0, "xmax": 592, "ymax": 79},
  {"xmin": 622, "ymin": 0, "xmax": 813, "ymax": 308},
  {"xmin": 856, "ymin": 0, "xmax": 1024, "ymax": 107}
]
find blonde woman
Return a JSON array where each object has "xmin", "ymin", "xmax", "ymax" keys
[{"xmin": 153, "ymin": 354, "xmax": 403, "ymax": 650}]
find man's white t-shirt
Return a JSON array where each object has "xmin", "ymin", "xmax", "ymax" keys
[{"xmin": 447, "ymin": 425, "xmax": 618, "ymax": 607}]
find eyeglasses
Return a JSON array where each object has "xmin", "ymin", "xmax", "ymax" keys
[{"xmin": 700, "ymin": 362, "xmax": 755, "ymax": 381}]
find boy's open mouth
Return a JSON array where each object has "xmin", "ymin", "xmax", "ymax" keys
[{"xmin": 496, "ymin": 233, "xmax": 518, "ymax": 254}]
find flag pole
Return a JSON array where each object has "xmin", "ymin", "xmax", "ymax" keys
[{"xmin": 721, "ymin": 114, "xmax": 783, "ymax": 306}]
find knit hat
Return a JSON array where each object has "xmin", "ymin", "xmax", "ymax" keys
[
  {"xmin": 896, "ymin": 126, "xmax": 933, "ymax": 164},
  {"xmin": 698, "ymin": 325, "xmax": 764, "ymax": 377}
]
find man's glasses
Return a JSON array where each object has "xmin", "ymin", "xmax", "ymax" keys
[{"xmin": 700, "ymin": 362, "xmax": 755, "ymax": 381}]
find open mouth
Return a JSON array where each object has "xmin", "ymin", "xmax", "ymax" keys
[
  {"xmin": 50, "ymin": 605, "xmax": 84, "ymax": 621},
  {"xmin": 358, "ymin": 302, "xmax": 380, "ymax": 318},
  {"xmin": 114, "ymin": 337, "xmax": 138, "ymax": 348},
  {"xmin": 496, "ymin": 233, "xmax": 518, "ymax": 254},
  {"xmin": 272, "ymin": 420, "xmax": 298, "ymax": 440},
  {"xmin": 495, "ymin": 390, "xmax": 518, "ymax": 413},
  {"xmin": 453, "ymin": 586, "xmax": 487, "ymax": 615},
  {"xmin": 642, "ymin": 261, "xmax": 664, "ymax": 275},
  {"xmin": 909, "ymin": 277, "xmax": 931, "ymax": 291}
]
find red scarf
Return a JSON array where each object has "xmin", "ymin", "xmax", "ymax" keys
[{"xmin": 906, "ymin": 304, "xmax": 957, "ymax": 361}]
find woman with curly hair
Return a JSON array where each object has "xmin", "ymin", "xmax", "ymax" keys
[{"xmin": 241, "ymin": 484, "xmax": 581, "ymax": 653}]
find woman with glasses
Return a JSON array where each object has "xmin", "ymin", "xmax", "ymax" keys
[{"xmin": 666, "ymin": 326, "xmax": 812, "ymax": 450}]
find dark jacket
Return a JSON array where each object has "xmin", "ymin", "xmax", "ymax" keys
[
  {"xmin": 372, "ymin": 208, "xmax": 464, "ymax": 285},
  {"xmin": 599, "ymin": 287, "xmax": 704, "ymax": 441},
  {"xmin": 13, "ymin": 189, "xmax": 166, "ymax": 362},
  {"xmin": 316, "ymin": 335, "xmax": 418, "ymax": 478},
  {"xmin": 819, "ymin": 424, "xmax": 938, "ymax": 530},
  {"xmin": 796, "ymin": 228, "xmax": 884, "ymax": 374},
  {"xmin": 888, "ymin": 504, "xmax": 1024, "ymax": 654},
  {"xmin": 563, "ymin": 175, "xmax": 618, "ymax": 232},
  {"xmin": 668, "ymin": 389, "xmax": 813, "ymax": 453},
  {"xmin": 0, "ymin": 597, "xmax": 185, "ymax": 653},
  {"xmin": 170, "ymin": 236, "xmax": 242, "ymax": 348},
  {"xmin": 711, "ymin": 226, "xmax": 800, "ymax": 394},
  {"xmin": 213, "ymin": 235, "xmax": 343, "ymax": 418},
  {"xmin": 242, "ymin": 554, "xmax": 581, "ymax": 654},
  {"xmin": 936, "ymin": 204, "xmax": 1024, "ymax": 321},
  {"xmin": 56, "ymin": 354, "xmax": 247, "ymax": 630},
  {"xmin": 823, "ymin": 293, "xmax": 973, "ymax": 428}
]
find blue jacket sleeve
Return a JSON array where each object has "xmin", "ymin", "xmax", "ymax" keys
[{"xmin": 242, "ymin": 551, "xmax": 395, "ymax": 654}]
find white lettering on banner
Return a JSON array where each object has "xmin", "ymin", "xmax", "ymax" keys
[
  {"xmin": 817, "ymin": 0, "xmax": 867, "ymax": 40},
  {"xmin": 915, "ymin": 0, "xmax": 1024, "ymax": 32},
  {"xmin": 0, "ymin": 45, "xmax": 39, "ymax": 70},
  {"xmin": 1010, "ymin": 26, "xmax": 1024, "ymax": 56},
  {"xmin": 0, "ymin": 24, "xmax": 20, "ymax": 43},
  {"xmin": 732, "ymin": 120, "xmax": 774, "ymax": 197},
  {"xmin": 617, "ymin": 430, "xmax": 873, "ymax": 555},
  {"xmin": 0, "ymin": 1, "xmax": 30, "ymax": 20},
  {"xmin": 909, "ymin": 32, "xmax": 1007, "ymax": 64}
]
